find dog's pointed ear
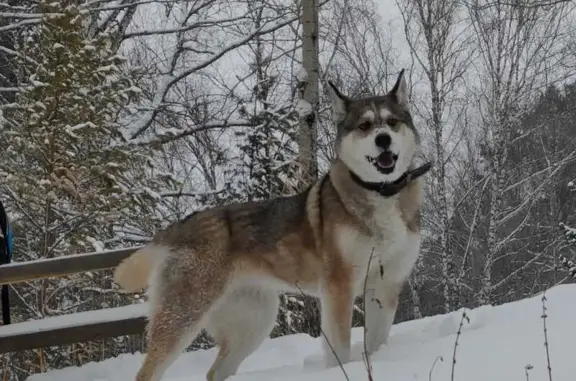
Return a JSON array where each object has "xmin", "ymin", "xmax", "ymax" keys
[
  {"xmin": 389, "ymin": 69, "xmax": 408, "ymax": 108},
  {"xmin": 326, "ymin": 80, "xmax": 348, "ymax": 123}
]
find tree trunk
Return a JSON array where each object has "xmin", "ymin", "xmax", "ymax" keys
[
  {"xmin": 398, "ymin": 0, "xmax": 465, "ymax": 312},
  {"xmin": 297, "ymin": 0, "xmax": 319, "ymax": 189}
]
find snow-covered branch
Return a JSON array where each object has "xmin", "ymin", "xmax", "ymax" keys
[{"xmin": 129, "ymin": 13, "xmax": 299, "ymax": 139}]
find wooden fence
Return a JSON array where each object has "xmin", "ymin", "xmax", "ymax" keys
[{"xmin": 0, "ymin": 247, "xmax": 147, "ymax": 354}]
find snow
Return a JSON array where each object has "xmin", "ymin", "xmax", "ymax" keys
[
  {"xmin": 24, "ymin": 284, "xmax": 576, "ymax": 381},
  {"xmin": 141, "ymin": 186, "xmax": 162, "ymax": 200},
  {"xmin": 85, "ymin": 236, "xmax": 105, "ymax": 252},
  {"xmin": 67, "ymin": 121, "xmax": 97, "ymax": 132},
  {"xmin": 296, "ymin": 67, "xmax": 308, "ymax": 83},
  {"xmin": 296, "ymin": 99, "xmax": 313, "ymax": 117}
]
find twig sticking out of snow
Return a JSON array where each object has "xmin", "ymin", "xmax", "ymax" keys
[
  {"xmin": 541, "ymin": 294, "xmax": 553, "ymax": 381},
  {"xmin": 429, "ymin": 356, "xmax": 444, "ymax": 381},
  {"xmin": 524, "ymin": 364, "xmax": 533, "ymax": 381},
  {"xmin": 361, "ymin": 247, "xmax": 376, "ymax": 381},
  {"xmin": 451, "ymin": 311, "xmax": 470, "ymax": 381}
]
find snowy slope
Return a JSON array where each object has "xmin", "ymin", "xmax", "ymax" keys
[{"xmin": 27, "ymin": 284, "xmax": 576, "ymax": 381}]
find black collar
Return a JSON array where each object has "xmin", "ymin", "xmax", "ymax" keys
[{"xmin": 350, "ymin": 162, "xmax": 433, "ymax": 197}]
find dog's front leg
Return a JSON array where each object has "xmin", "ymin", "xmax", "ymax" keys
[
  {"xmin": 320, "ymin": 268, "xmax": 354, "ymax": 368},
  {"xmin": 363, "ymin": 268, "xmax": 402, "ymax": 355}
]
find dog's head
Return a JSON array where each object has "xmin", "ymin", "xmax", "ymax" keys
[{"xmin": 328, "ymin": 70, "xmax": 420, "ymax": 183}]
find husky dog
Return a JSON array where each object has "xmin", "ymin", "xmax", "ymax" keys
[{"xmin": 114, "ymin": 69, "xmax": 431, "ymax": 381}]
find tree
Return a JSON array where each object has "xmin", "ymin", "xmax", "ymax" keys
[
  {"xmin": 296, "ymin": 0, "xmax": 320, "ymax": 188},
  {"xmin": 464, "ymin": 0, "xmax": 573, "ymax": 305},
  {"xmin": 225, "ymin": 1, "xmax": 315, "ymax": 336},
  {"xmin": 231, "ymin": 85, "xmax": 298, "ymax": 202},
  {"xmin": 559, "ymin": 179, "xmax": 576, "ymax": 279},
  {"xmin": 0, "ymin": 0, "xmax": 175, "ymax": 375},
  {"xmin": 397, "ymin": 0, "xmax": 474, "ymax": 313},
  {"xmin": 0, "ymin": 0, "xmax": 31, "ymax": 104},
  {"xmin": 226, "ymin": 2, "xmax": 299, "ymax": 203}
]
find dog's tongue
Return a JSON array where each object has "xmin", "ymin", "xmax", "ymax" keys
[{"xmin": 377, "ymin": 152, "xmax": 395, "ymax": 168}]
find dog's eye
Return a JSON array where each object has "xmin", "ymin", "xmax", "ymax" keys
[
  {"xmin": 386, "ymin": 118, "xmax": 400, "ymax": 127},
  {"xmin": 358, "ymin": 121, "xmax": 371, "ymax": 130}
]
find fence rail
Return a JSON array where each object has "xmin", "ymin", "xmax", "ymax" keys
[
  {"xmin": 0, "ymin": 246, "xmax": 141, "ymax": 285},
  {"xmin": 0, "ymin": 246, "xmax": 146, "ymax": 354}
]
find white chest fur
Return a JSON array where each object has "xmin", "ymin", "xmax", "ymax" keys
[{"xmin": 336, "ymin": 196, "xmax": 419, "ymax": 294}]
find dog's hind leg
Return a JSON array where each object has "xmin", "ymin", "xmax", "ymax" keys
[
  {"xmin": 135, "ymin": 299, "xmax": 202, "ymax": 381},
  {"xmin": 205, "ymin": 286, "xmax": 279, "ymax": 381},
  {"xmin": 135, "ymin": 252, "xmax": 231, "ymax": 381}
]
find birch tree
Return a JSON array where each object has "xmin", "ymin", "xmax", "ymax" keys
[
  {"xmin": 465, "ymin": 0, "xmax": 574, "ymax": 304},
  {"xmin": 296, "ymin": 0, "xmax": 320, "ymax": 188},
  {"xmin": 397, "ymin": 0, "xmax": 474, "ymax": 312}
]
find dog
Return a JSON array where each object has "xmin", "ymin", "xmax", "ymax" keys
[{"xmin": 114, "ymin": 69, "xmax": 431, "ymax": 381}]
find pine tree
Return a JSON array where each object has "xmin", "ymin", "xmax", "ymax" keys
[
  {"xmin": 230, "ymin": 82, "xmax": 298, "ymax": 202},
  {"xmin": 222, "ymin": 25, "xmax": 321, "ymax": 335},
  {"xmin": 232, "ymin": 90, "xmax": 319, "ymax": 336},
  {"xmin": 0, "ymin": 0, "xmax": 172, "ymax": 255},
  {"xmin": 0, "ymin": 1, "xmax": 176, "ymax": 375}
]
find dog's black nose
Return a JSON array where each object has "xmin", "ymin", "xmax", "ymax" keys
[{"xmin": 375, "ymin": 133, "xmax": 391, "ymax": 150}]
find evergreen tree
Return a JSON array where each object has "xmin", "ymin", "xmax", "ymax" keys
[
  {"xmin": 222, "ymin": 32, "xmax": 321, "ymax": 335},
  {"xmin": 0, "ymin": 0, "xmax": 171, "ymax": 255},
  {"xmin": 229, "ymin": 78, "xmax": 298, "ymax": 202},
  {"xmin": 0, "ymin": 1, "xmax": 176, "ymax": 375},
  {"xmin": 223, "ymin": 1, "xmax": 299, "ymax": 203}
]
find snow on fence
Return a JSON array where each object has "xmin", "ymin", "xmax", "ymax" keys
[{"xmin": 0, "ymin": 246, "xmax": 147, "ymax": 353}]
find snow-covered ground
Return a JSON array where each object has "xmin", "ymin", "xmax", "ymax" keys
[{"xmin": 27, "ymin": 284, "xmax": 576, "ymax": 381}]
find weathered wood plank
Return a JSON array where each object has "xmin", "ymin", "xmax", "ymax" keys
[
  {"xmin": 0, "ymin": 304, "xmax": 148, "ymax": 353},
  {"xmin": 0, "ymin": 316, "xmax": 147, "ymax": 353},
  {"xmin": 0, "ymin": 246, "xmax": 142, "ymax": 285}
]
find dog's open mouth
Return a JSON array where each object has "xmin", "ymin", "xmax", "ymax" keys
[{"xmin": 367, "ymin": 152, "xmax": 398, "ymax": 173}]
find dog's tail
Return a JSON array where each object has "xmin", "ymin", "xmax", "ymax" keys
[{"xmin": 114, "ymin": 245, "xmax": 168, "ymax": 293}]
